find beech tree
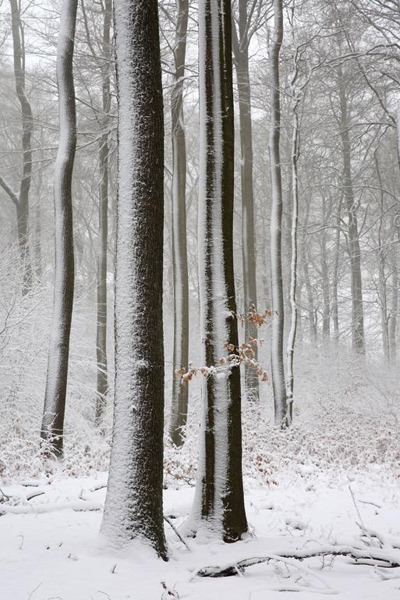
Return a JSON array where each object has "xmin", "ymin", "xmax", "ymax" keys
[
  {"xmin": 232, "ymin": 0, "xmax": 264, "ymax": 402},
  {"xmin": 94, "ymin": 0, "xmax": 112, "ymax": 425},
  {"xmin": 184, "ymin": 0, "xmax": 248, "ymax": 541},
  {"xmin": 269, "ymin": 0, "xmax": 289, "ymax": 426},
  {"xmin": 100, "ymin": 0, "xmax": 167, "ymax": 558},
  {"xmin": 169, "ymin": 0, "xmax": 190, "ymax": 447},
  {"xmin": 41, "ymin": 0, "xmax": 77, "ymax": 457},
  {"xmin": 0, "ymin": 0, "xmax": 33, "ymax": 294}
]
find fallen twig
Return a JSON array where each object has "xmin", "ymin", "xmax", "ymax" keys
[{"xmin": 164, "ymin": 515, "xmax": 191, "ymax": 551}]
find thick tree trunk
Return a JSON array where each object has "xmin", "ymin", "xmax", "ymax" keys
[
  {"xmin": 9, "ymin": 0, "xmax": 33, "ymax": 294},
  {"xmin": 169, "ymin": 0, "xmax": 190, "ymax": 447},
  {"xmin": 186, "ymin": 0, "xmax": 247, "ymax": 542},
  {"xmin": 101, "ymin": 0, "xmax": 167, "ymax": 559},
  {"xmin": 337, "ymin": 64, "xmax": 365, "ymax": 354},
  {"xmin": 95, "ymin": 0, "xmax": 112, "ymax": 425},
  {"xmin": 233, "ymin": 0, "xmax": 259, "ymax": 401},
  {"xmin": 269, "ymin": 0, "xmax": 288, "ymax": 427}
]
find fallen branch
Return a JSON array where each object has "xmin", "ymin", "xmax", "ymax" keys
[
  {"xmin": 164, "ymin": 515, "xmax": 191, "ymax": 551},
  {"xmin": 195, "ymin": 544, "xmax": 400, "ymax": 578},
  {"xmin": 0, "ymin": 501, "xmax": 102, "ymax": 515}
]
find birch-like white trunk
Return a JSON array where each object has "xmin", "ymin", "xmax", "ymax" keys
[
  {"xmin": 41, "ymin": 0, "xmax": 77, "ymax": 457},
  {"xmin": 100, "ymin": 0, "xmax": 167, "ymax": 559}
]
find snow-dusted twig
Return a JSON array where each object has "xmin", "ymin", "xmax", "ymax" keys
[
  {"xmin": 164, "ymin": 515, "xmax": 191, "ymax": 551},
  {"xmin": 26, "ymin": 491, "xmax": 45, "ymax": 501}
]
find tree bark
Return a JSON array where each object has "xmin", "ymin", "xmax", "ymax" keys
[
  {"xmin": 8, "ymin": 0, "xmax": 33, "ymax": 294},
  {"xmin": 41, "ymin": 0, "xmax": 77, "ymax": 457},
  {"xmin": 285, "ymin": 81, "xmax": 301, "ymax": 426},
  {"xmin": 269, "ymin": 0, "xmax": 288, "ymax": 427},
  {"xmin": 232, "ymin": 0, "xmax": 259, "ymax": 401},
  {"xmin": 95, "ymin": 0, "xmax": 112, "ymax": 425},
  {"xmin": 186, "ymin": 0, "xmax": 248, "ymax": 542},
  {"xmin": 337, "ymin": 63, "xmax": 365, "ymax": 354},
  {"xmin": 101, "ymin": 0, "xmax": 167, "ymax": 559},
  {"xmin": 169, "ymin": 0, "xmax": 190, "ymax": 447}
]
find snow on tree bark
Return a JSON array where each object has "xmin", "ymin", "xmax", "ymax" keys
[
  {"xmin": 100, "ymin": 1, "xmax": 167, "ymax": 559},
  {"xmin": 232, "ymin": 0, "xmax": 259, "ymax": 402},
  {"xmin": 185, "ymin": 0, "xmax": 248, "ymax": 542},
  {"xmin": 169, "ymin": 0, "xmax": 190, "ymax": 447},
  {"xmin": 41, "ymin": 0, "xmax": 77, "ymax": 457},
  {"xmin": 269, "ymin": 0, "xmax": 288, "ymax": 427}
]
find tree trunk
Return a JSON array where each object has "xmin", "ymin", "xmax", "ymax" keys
[
  {"xmin": 332, "ymin": 196, "xmax": 343, "ymax": 341},
  {"xmin": 186, "ymin": 0, "xmax": 248, "ymax": 542},
  {"xmin": 337, "ymin": 63, "xmax": 365, "ymax": 354},
  {"xmin": 285, "ymin": 82, "xmax": 301, "ymax": 426},
  {"xmin": 169, "ymin": 0, "xmax": 190, "ymax": 447},
  {"xmin": 375, "ymin": 152, "xmax": 389, "ymax": 361},
  {"xmin": 321, "ymin": 197, "xmax": 331, "ymax": 338},
  {"xmin": 95, "ymin": 0, "xmax": 112, "ymax": 425},
  {"xmin": 389, "ymin": 239, "xmax": 398, "ymax": 363},
  {"xmin": 233, "ymin": 0, "xmax": 259, "ymax": 401},
  {"xmin": 9, "ymin": 0, "xmax": 33, "ymax": 294},
  {"xmin": 269, "ymin": 0, "xmax": 288, "ymax": 427},
  {"xmin": 41, "ymin": 0, "xmax": 77, "ymax": 457},
  {"xmin": 101, "ymin": 0, "xmax": 167, "ymax": 559}
]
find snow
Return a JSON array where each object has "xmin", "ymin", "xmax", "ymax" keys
[{"xmin": 1, "ymin": 467, "xmax": 400, "ymax": 599}]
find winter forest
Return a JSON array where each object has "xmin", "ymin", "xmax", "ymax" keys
[{"xmin": 1, "ymin": 0, "xmax": 400, "ymax": 598}]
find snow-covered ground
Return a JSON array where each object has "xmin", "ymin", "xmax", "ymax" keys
[{"xmin": 1, "ymin": 465, "xmax": 400, "ymax": 600}]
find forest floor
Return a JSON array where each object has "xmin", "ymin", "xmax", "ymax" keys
[
  {"xmin": 1, "ymin": 348, "xmax": 400, "ymax": 599},
  {"xmin": 1, "ymin": 464, "xmax": 400, "ymax": 600}
]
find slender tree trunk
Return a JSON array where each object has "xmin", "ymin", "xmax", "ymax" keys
[
  {"xmin": 269, "ymin": 0, "xmax": 288, "ymax": 427},
  {"xmin": 337, "ymin": 63, "xmax": 365, "ymax": 354},
  {"xmin": 285, "ymin": 81, "xmax": 302, "ymax": 426},
  {"xmin": 9, "ymin": 0, "xmax": 33, "ymax": 294},
  {"xmin": 41, "ymin": 0, "xmax": 77, "ymax": 457},
  {"xmin": 375, "ymin": 152, "xmax": 389, "ymax": 361},
  {"xmin": 186, "ymin": 0, "xmax": 247, "ymax": 542},
  {"xmin": 389, "ymin": 237, "xmax": 398, "ymax": 363},
  {"xmin": 321, "ymin": 198, "xmax": 330, "ymax": 338},
  {"xmin": 233, "ymin": 0, "xmax": 259, "ymax": 401},
  {"xmin": 101, "ymin": 0, "xmax": 167, "ymax": 559},
  {"xmin": 95, "ymin": 0, "xmax": 112, "ymax": 425},
  {"xmin": 332, "ymin": 196, "xmax": 342, "ymax": 341},
  {"xmin": 301, "ymin": 197, "xmax": 317, "ymax": 340},
  {"xmin": 169, "ymin": 0, "xmax": 190, "ymax": 446}
]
